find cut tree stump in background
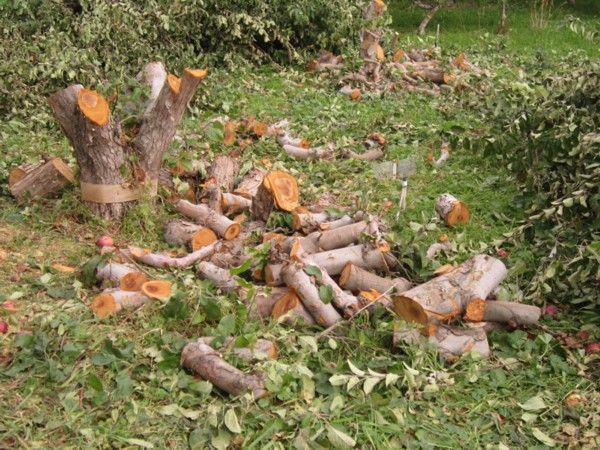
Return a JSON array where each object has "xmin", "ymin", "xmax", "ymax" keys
[{"xmin": 48, "ymin": 63, "xmax": 207, "ymax": 219}]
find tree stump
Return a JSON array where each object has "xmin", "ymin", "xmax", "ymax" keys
[{"xmin": 48, "ymin": 64, "xmax": 207, "ymax": 219}]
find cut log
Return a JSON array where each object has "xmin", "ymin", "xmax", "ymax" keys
[
  {"xmin": 181, "ymin": 342, "xmax": 268, "ymax": 398},
  {"xmin": 9, "ymin": 157, "xmax": 75, "ymax": 201},
  {"xmin": 363, "ymin": 0, "xmax": 386, "ymax": 19},
  {"xmin": 251, "ymin": 171, "xmax": 299, "ymax": 222},
  {"xmin": 315, "ymin": 221, "xmax": 368, "ymax": 251},
  {"xmin": 271, "ymin": 290, "xmax": 316, "ymax": 325},
  {"xmin": 339, "ymin": 85, "xmax": 362, "ymax": 101},
  {"xmin": 141, "ymin": 280, "xmax": 172, "ymax": 300},
  {"xmin": 96, "ymin": 263, "xmax": 139, "ymax": 285},
  {"xmin": 359, "ymin": 29, "xmax": 383, "ymax": 83},
  {"xmin": 319, "ymin": 215, "xmax": 354, "ymax": 231},
  {"xmin": 164, "ymin": 220, "xmax": 202, "ymax": 246},
  {"xmin": 175, "ymin": 200, "xmax": 241, "ymax": 240},
  {"xmin": 195, "ymin": 337, "xmax": 278, "ymax": 361},
  {"xmin": 90, "ymin": 289, "xmax": 150, "ymax": 318},
  {"xmin": 464, "ymin": 299, "xmax": 541, "ymax": 326},
  {"xmin": 283, "ymin": 144, "xmax": 335, "ymax": 160},
  {"xmin": 435, "ymin": 193, "xmax": 470, "ymax": 226},
  {"xmin": 120, "ymin": 272, "xmax": 149, "ymax": 291},
  {"xmin": 8, "ymin": 161, "xmax": 44, "ymax": 187},
  {"xmin": 393, "ymin": 324, "xmax": 490, "ymax": 361},
  {"xmin": 265, "ymin": 263, "xmax": 284, "ymax": 287},
  {"xmin": 221, "ymin": 193, "xmax": 252, "ymax": 215},
  {"xmin": 339, "ymin": 263, "xmax": 412, "ymax": 294},
  {"xmin": 281, "ymin": 261, "xmax": 342, "ymax": 327},
  {"xmin": 197, "ymin": 261, "xmax": 239, "ymax": 293},
  {"xmin": 307, "ymin": 51, "xmax": 345, "ymax": 72},
  {"xmin": 292, "ymin": 211, "xmax": 331, "ymax": 232},
  {"xmin": 393, "ymin": 254, "xmax": 507, "ymax": 325},
  {"xmin": 126, "ymin": 242, "xmax": 217, "ymax": 269},
  {"xmin": 412, "ymin": 68, "xmax": 451, "ymax": 85},
  {"xmin": 425, "ymin": 241, "xmax": 452, "ymax": 260},
  {"xmin": 308, "ymin": 244, "xmax": 396, "ymax": 276},
  {"xmin": 432, "ymin": 142, "xmax": 450, "ymax": 167},
  {"xmin": 234, "ymin": 168, "xmax": 266, "ymax": 199},
  {"xmin": 49, "ymin": 64, "xmax": 206, "ymax": 219},
  {"xmin": 205, "ymin": 155, "xmax": 239, "ymax": 193}
]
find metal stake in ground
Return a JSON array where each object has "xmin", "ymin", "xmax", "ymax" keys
[{"xmin": 372, "ymin": 157, "xmax": 417, "ymax": 219}]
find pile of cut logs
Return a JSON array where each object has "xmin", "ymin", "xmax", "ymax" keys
[{"xmin": 91, "ymin": 153, "xmax": 541, "ymax": 397}]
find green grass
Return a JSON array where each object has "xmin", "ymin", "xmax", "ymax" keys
[{"xmin": 1, "ymin": 4, "xmax": 600, "ymax": 449}]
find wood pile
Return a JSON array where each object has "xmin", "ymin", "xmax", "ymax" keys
[{"xmin": 89, "ymin": 152, "xmax": 541, "ymax": 397}]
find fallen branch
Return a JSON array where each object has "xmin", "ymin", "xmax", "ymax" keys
[
  {"xmin": 181, "ymin": 342, "xmax": 268, "ymax": 398},
  {"xmin": 283, "ymin": 144, "xmax": 335, "ymax": 160},
  {"xmin": 91, "ymin": 289, "xmax": 150, "ymax": 318},
  {"xmin": 126, "ymin": 242, "xmax": 217, "ymax": 269},
  {"xmin": 176, "ymin": 200, "xmax": 241, "ymax": 240},
  {"xmin": 271, "ymin": 290, "xmax": 316, "ymax": 325},
  {"xmin": 195, "ymin": 337, "xmax": 278, "ymax": 361},
  {"xmin": 464, "ymin": 299, "xmax": 541, "ymax": 326},
  {"xmin": 339, "ymin": 263, "xmax": 412, "ymax": 294},
  {"xmin": 308, "ymin": 244, "xmax": 396, "ymax": 276}
]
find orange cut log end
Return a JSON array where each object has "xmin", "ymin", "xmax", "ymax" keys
[
  {"xmin": 350, "ymin": 88, "xmax": 362, "ymax": 101},
  {"xmin": 224, "ymin": 222, "xmax": 241, "ymax": 241},
  {"xmin": 443, "ymin": 73, "xmax": 456, "ymax": 84},
  {"xmin": 359, "ymin": 289, "xmax": 382, "ymax": 302},
  {"xmin": 446, "ymin": 201, "xmax": 471, "ymax": 226},
  {"xmin": 252, "ymin": 121, "xmax": 268, "ymax": 137},
  {"xmin": 120, "ymin": 272, "xmax": 149, "ymax": 291},
  {"xmin": 91, "ymin": 293, "xmax": 118, "ymax": 318},
  {"xmin": 393, "ymin": 49, "xmax": 406, "ymax": 62},
  {"xmin": 374, "ymin": 0, "xmax": 386, "ymax": 15},
  {"xmin": 339, "ymin": 263, "xmax": 353, "ymax": 287},
  {"xmin": 184, "ymin": 68, "xmax": 208, "ymax": 80},
  {"xmin": 167, "ymin": 74, "xmax": 181, "ymax": 94},
  {"xmin": 8, "ymin": 167, "xmax": 27, "ymax": 187},
  {"xmin": 393, "ymin": 295, "xmax": 428, "ymax": 326},
  {"xmin": 264, "ymin": 171, "xmax": 300, "ymax": 212},
  {"xmin": 141, "ymin": 280, "xmax": 173, "ymax": 300},
  {"xmin": 223, "ymin": 121, "xmax": 237, "ymax": 146},
  {"xmin": 376, "ymin": 45, "xmax": 385, "ymax": 61},
  {"xmin": 271, "ymin": 290, "xmax": 301, "ymax": 319},
  {"xmin": 464, "ymin": 298, "xmax": 486, "ymax": 322},
  {"xmin": 263, "ymin": 232, "xmax": 286, "ymax": 244},
  {"xmin": 78, "ymin": 88, "xmax": 110, "ymax": 126},
  {"xmin": 191, "ymin": 228, "xmax": 218, "ymax": 251}
]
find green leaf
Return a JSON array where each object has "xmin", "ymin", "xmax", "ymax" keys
[
  {"xmin": 319, "ymin": 284, "xmax": 334, "ymax": 304},
  {"xmin": 329, "ymin": 374, "xmax": 350, "ymax": 386},
  {"xmin": 81, "ymin": 255, "xmax": 103, "ymax": 287},
  {"xmin": 304, "ymin": 265, "xmax": 322, "ymax": 282},
  {"xmin": 229, "ymin": 259, "xmax": 253, "ymax": 275},
  {"xmin": 347, "ymin": 360, "xmax": 365, "ymax": 376},
  {"xmin": 326, "ymin": 425, "xmax": 356, "ymax": 449},
  {"xmin": 363, "ymin": 377, "xmax": 381, "ymax": 395},
  {"xmin": 519, "ymin": 395, "xmax": 546, "ymax": 411},
  {"xmin": 159, "ymin": 404, "xmax": 179, "ymax": 416},
  {"xmin": 217, "ymin": 314, "xmax": 236, "ymax": 336},
  {"xmin": 224, "ymin": 408, "xmax": 242, "ymax": 434},
  {"xmin": 532, "ymin": 427, "xmax": 556, "ymax": 447}
]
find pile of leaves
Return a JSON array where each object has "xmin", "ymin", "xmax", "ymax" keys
[
  {"xmin": 0, "ymin": 0, "xmax": 366, "ymax": 124},
  {"xmin": 469, "ymin": 60, "xmax": 600, "ymax": 314}
]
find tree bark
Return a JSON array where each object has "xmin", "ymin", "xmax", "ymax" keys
[
  {"xmin": 417, "ymin": 3, "xmax": 440, "ymax": 36},
  {"xmin": 283, "ymin": 144, "xmax": 335, "ymax": 161},
  {"xmin": 205, "ymin": 155, "xmax": 239, "ymax": 192},
  {"xmin": 282, "ymin": 261, "xmax": 342, "ymax": 327},
  {"xmin": 234, "ymin": 168, "xmax": 266, "ymax": 199},
  {"xmin": 9, "ymin": 158, "xmax": 74, "ymax": 201},
  {"xmin": 181, "ymin": 342, "xmax": 268, "ymax": 398},
  {"xmin": 464, "ymin": 299, "xmax": 541, "ymax": 326},
  {"xmin": 164, "ymin": 220, "xmax": 203, "ymax": 246},
  {"xmin": 308, "ymin": 244, "xmax": 396, "ymax": 276},
  {"xmin": 221, "ymin": 193, "xmax": 252, "ymax": 215},
  {"xmin": 195, "ymin": 337, "xmax": 278, "ymax": 362},
  {"xmin": 175, "ymin": 200, "xmax": 241, "ymax": 240},
  {"xmin": 393, "ymin": 254, "xmax": 507, "ymax": 326},
  {"xmin": 48, "ymin": 64, "xmax": 206, "ymax": 219},
  {"xmin": 339, "ymin": 263, "xmax": 412, "ymax": 294},
  {"xmin": 125, "ymin": 242, "xmax": 217, "ymax": 268},
  {"xmin": 197, "ymin": 261, "xmax": 239, "ymax": 293}
]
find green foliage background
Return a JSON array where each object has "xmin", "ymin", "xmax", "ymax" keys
[{"xmin": 0, "ymin": 0, "xmax": 364, "ymax": 123}]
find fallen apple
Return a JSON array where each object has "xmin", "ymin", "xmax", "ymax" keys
[
  {"xmin": 95, "ymin": 235, "xmax": 114, "ymax": 247},
  {"xmin": 585, "ymin": 342, "xmax": 600, "ymax": 355},
  {"xmin": 0, "ymin": 321, "xmax": 8, "ymax": 334},
  {"xmin": 543, "ymin": 304, "xmax": 558, "ymax": 317}
]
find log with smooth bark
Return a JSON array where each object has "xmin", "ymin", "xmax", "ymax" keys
[
  {"xmin": 221, "ymin": 193, "xmax": 252, "ymax": 215},
  {"xmin": 91, "ymin": 289, "xmax": 150, "ymax": 318},
  {"xmin": 181, "ymin": 342, "xmax": 268, "ymax": 398},
  {"xmin": 393, "ymin": 324, "xmax": 490, "ymax": 360},
  {"xmin": 271, "ymin": 290, "xmax": 316, "ymax": 325},
  {"xmin": 292, "ymin": 211, "xmax": 331, "ymax": 232},
  {"xmin": 435, "ymin": 193, "xmax": 470, "ymax": 226},
  {"xmin": 313, "ymin": 221, "xmax": 368, "ymax": 251},
  {"xmin": 195, "ymin": 337, "xmax": 278, "ymax": 361},
  {"xmin": 126, "ymin": 242, "xmax": 217, "ymax": 269},
  {"xmin": 9, "ymin": 157, "xmax": 74, "ymax": 201},
  {"xmin": 283, "ymin": 144, "xmax": 335, "ymax": 160},
  {"xmin": 393, "ymin": 254, "xmax": 507, "ymax": 325},
  {"xmin": 49, "ymin": 64, "xmax": 206, "ymax": 219},
  {"xmin": 425, "ymin": 241, "xmax": 452, "ymax": 260},
  {"xmin": 164, "ymin": 220, "xmax": 203, "ymax": 246},
  {"xmin": 319, "ymin": 215, "xmax": 354, "ymax": 231},
  {"xmin": 96, "ymin": 263, "xmax": 139, "ymax": 285},
  {"xmin": 282, "ymin": 261, "xmax": 342, "ymax": 327},
  {"xmin": 175, "ymin": 200, "xmax": 241, "ymax": 240},
  {"xmin": 251, "ymin": 171, "xmax": 299, "ymax": 222},
  {"xmin": 339, "ymin": 263, "xmax": 412, "ymax": 294},
  {"xmin": 196, "ymin": 261, "xmax": 239, "ymax": 293},
  {"xmin": 308, "ymin": 244, "xmax": 396, "ymax": 276},
  {"xmin": 344, "ymin": 148, "xmax": 384, "ymax": 161},
  {"xmin": 464, "ymin": 299, "xmax": 541, "ymax": 326}
]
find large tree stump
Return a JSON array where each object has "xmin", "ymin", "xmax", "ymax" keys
[
  {"xmin": 251, "ymin": 171, "xmax": 300, "ymax": 222},
  {"xmin": 234, "ymin": 168, "xmax": 266, "ymax": 199},
  {"xmin": 393, "ymin": 254, "xmax": 507, "ymax": 326},
  {"xmin": 9, "ymin": 157, "xmax": 74, "ymax": 201},
  {"xmin": 48, "ymin": 64, "xmax": 207, "ymax": 219}
]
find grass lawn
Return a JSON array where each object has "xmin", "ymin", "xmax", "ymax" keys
[{"xmin": 1, "ymin": 3, "xmax": 599, "ymax": 449}]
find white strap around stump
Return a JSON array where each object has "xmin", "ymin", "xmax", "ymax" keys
[{"xmin": 80, "ymin": 179, "xmax": 158, "ymax": 204}]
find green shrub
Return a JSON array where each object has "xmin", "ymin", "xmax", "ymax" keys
[
  {"xmin": 469, "ymin": 61, "xmax": 600, "ymax": 313},
  {"xmin": 0, "ymin": 0, "xmax": 365, "ymax": 124}
]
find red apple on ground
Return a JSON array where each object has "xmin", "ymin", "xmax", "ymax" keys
[
  {"xmin": 496, "ymin": 248, "xmax": 508, "ymax": 258},
  {"xmin": 585, "ymin": 342, "xmax": 600, "ymax": 355},
  {"xmin": 544, "ymin": 304, "xmax": 558, "ymax": 317},
  {"xmin": 0, "ymin": 321, "xmax": 8, "ymax": 334},
  {"xmin": 95, "ymin": 235, "xmax": 114, "ymax": 247}
]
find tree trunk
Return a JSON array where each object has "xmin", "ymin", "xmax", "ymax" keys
[
  {"xmin": 339, "ymin": 263, "xmax": 412, "ymax": 294},
  {"xmin": 417, "ymin": 3, "xmax": 440, "ymax": 35},
  {"xmin": 9, "ymin": 157, "xmax": 74, "ymax": 201},
  {"xmin": 393, "ymin": 254, "xmax": 507, "ymax": 326},
  {"xmin": 48, "ymin": 64, "xmax": 206, "ymax": 219},
  {"xmin": 181, "ymin": 342, "xmax": 268, "ymax": 398},
  {"xmin": 234, "ymin": 168, "xmax": 266, "ymax": 199},
  {"xmin": 250, "ymin": 171, "xmax": 300, "ymax": 222}
]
